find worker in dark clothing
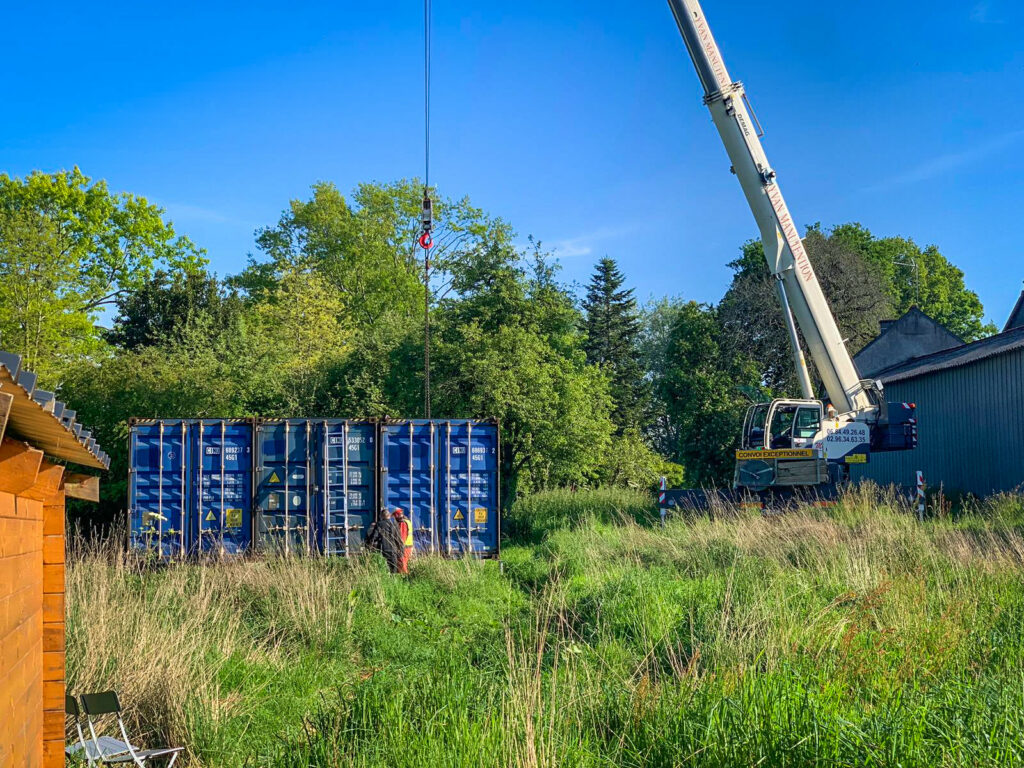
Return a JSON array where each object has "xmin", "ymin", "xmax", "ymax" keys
[
  {"xmin": 366, "ymin": 511, "xmax": 404, "ymax": 574},
  {"xmin": 393, "ymin": 508, "xmax": 413, "ymax": 574}
]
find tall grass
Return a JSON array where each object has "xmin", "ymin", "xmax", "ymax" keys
[{"xmin": 66, "ymin": 488, "xmax": 1024, "ymax": 766}]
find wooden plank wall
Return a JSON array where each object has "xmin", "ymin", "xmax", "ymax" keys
[
  {"xmin": 42, "ymin": 490, "xmax": 65, "ymax": 768},
  {"xmin": 0, "ymin": 440, "xmax": 66, "ymax": 768}
]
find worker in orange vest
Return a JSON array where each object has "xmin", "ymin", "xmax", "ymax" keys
[{"xmin": 393, "ymin": 508, "xmax": 413, "ymax": 574}]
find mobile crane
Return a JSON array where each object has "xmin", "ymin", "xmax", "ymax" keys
[{"xmin": 667, "ymin": 0, "xmax": 917, "ymax": 495}]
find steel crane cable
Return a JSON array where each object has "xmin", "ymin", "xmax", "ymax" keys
[{"xmin": 421, "ymin": 0, "xmax": 433, "ymax": 418}]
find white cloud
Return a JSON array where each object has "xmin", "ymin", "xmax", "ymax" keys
[
  {"xmin": 869, "ymin": 131, "xmax": 1024, "ymax": 190},
  {"xmin": 548, "ymin": 224, "xmax": 639, "ymax": 259},
  {"xmin": 970, "ymin": 1, "xmax": 1003, "ymax": 23}
]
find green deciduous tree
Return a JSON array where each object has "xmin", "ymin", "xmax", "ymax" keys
[
  {"xmin": 827, "ymin": 223, "xmax": 996, "ymax": 340},
  {"xmin": 657, "ymin": 301, "xmax": 762, "ymax": 486},
  {"xmin": 0, "ymin": 168, "xmax": 204, "ymax": 385},
  {"xmin": 0, "ymin": 209, "xmax": 98, "ymax": 382},
  {"xmin": 248, "ymin": 179, "xmax": 513, "ymax": 329},
  {"xmin": 434, "ymin": 243, "xmax": 614, "ymax": 499},
  {"xmin": 107, "ymin": 268, "xmax": 242, "ymax": 351},
  {"xmin": 719, "ymin": 228, "xmax": 893, "ymax": 396}
]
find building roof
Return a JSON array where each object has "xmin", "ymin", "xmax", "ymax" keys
[
  {"xmin": 0, "ymin": 351, "xmax": 108, "ymax": 470},
  {"xmin": 1005, "ymin": 289, "xmax": 1024, "ymax": 332},
  {"xmin": 854, "ymin": 306, "xmax": 963, "ymax": 379},
  {"xmin": 872, "ymin": 325, "xmax": 1024, "ymax": 384}
]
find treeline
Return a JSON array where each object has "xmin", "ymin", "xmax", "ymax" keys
[{"xmin": 0, "ymin": 169, "xmax": 994, "ymax": 524}]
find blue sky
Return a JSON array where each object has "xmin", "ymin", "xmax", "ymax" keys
[{"xmin": 4, "ymin": 1, "xmax": 1023, "ymax": 326}]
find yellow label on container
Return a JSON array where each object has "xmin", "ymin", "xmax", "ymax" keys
[
  {"xmin": 225, "ymin": 508, "xmax": 243, "ymax": 528},
  {"xmin": 844, "ymin": 454, "xmax": 868, "ymax": 464},
  {"xmin": 474, "ymin": 507, "xmax": 488, "ymax": 524},
  {"xmin": 736, "ymin": 449, "xmax": 814, "ymax": 460},
  {"xmin": 454, "ymin": 509, "xmax": 464, "ymax": 521}
]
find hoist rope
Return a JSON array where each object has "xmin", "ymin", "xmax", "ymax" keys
[
  {"xmin": 424, "ymin": 0, "xmax": 431, "ymax": 190},
  {"xmin": 423, "ymin": 0, "xmax": 432, "ymax": 420}
]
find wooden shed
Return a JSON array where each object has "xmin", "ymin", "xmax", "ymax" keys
[{"xmin": 0, "ymin": 353, "xmax": 108, "ymax": 768}]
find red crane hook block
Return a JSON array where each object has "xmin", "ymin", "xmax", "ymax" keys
[{"xmin": 419, "ymin": 232, "xmax": 434, "ymax": 249}]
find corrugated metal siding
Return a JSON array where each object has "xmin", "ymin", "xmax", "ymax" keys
[{"xmin": 854, "ymin": 346, "xmax": 1024, "ymax": 495}]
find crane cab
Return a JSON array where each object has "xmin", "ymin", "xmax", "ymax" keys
[
  {"xmin": 735, "ymin": 399, "xmax": 832, "ymax": 493},
  {"xmin": 741, "ymin": 399, "xmax": 824, "ymax": 452}
]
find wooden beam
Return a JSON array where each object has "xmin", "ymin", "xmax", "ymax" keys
[
  {"xmin": 0, "ymin": 373, "xmax": 106, "ymax": 470},
  {"xmin": 62, "ymin": 472, "xmax": 100, "ymax": 503},
  {"xmin": 0, "ymin": 392, "xmax": 12, "ymax": 445},
  {"xmin": 20, "ymin": 461, "xmax": 65, "ymax": 502},
  {"xmin": 0, "ymin": 436, "xmax": 43, "ymax": 495}
]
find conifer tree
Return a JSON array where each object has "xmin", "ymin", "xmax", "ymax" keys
[{"xmin": 582, "ymin": 257, "xmax": 647, "ymax": 430}]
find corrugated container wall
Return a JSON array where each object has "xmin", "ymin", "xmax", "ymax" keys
[
  {"xmin": 130, "ymin": 419, "xmax": 254, "ymax": 556},
  {"xmin": 379, "ymin": 419, "xmax": 500, "ymax": 558},
  {"xmin": 255, "ymin": 419, "xmax": 377, "ymax": 556},
  {"xmin": 853, "ymin": 347, "xmax": 1024, "ymax": 496},
  {"xmin": 380, "ymin": 421, "xmax": 439, "ymax": 553},
  {"xmin": 130, "ymin": 418, "xmax": 499, "ymax": 559},
  {"xmin": 437, "ymin": 420, "xmax": 500, "ymax": 557},
  {"xmin": 129, "ymin": 419, "xmax": 190, "ymax": 558}
]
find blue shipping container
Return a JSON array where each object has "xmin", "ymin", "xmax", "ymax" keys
[
  {"xmin": 437, "ymin": 420, "xmax": 500, "ymax": 557},
  {"xmin": 131, "ymin": 417, "xmax": 496, "ymax": 560},
  {"xmin": 255, "ymin": 420, "xmax": 315, "ymax": 555},
  {"xmin": 380, "ymin": 420, "xmax": 438, "ymax": 553},
  {"xmin": 319, "ymin": 420, "xmax": 377, "ymax": 556},
  {"xmin": 255, "ymin": 419, "xmax": 377, "ymax": 556},
  {"xmin": 192, "ymin": 420, "xmax": 254, "ymax": 555},
  {"xmin": 379, "ymin": 419, "xmax": 500, "ymax": 558},
  {"xmin": 129, "ymin": 419, "xmax": 191, "ymax": 558},
  {"xmin": 129, "ymin": 419, "xmax": 254, "ymax": 557}
]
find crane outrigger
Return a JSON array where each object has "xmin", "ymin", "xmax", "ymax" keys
[{"xmin": 668, "ymin": 0, "xmax": 917, "ymax": 494}]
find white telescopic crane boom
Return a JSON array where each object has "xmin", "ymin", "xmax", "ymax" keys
[{"xmin": 668, "ymin": 0, "xmax": 874, "ymax": 417}]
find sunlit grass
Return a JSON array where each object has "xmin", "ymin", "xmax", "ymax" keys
[{"xmin": 67, "ymin": 487, "xmax": 1024, "ymax": 766}]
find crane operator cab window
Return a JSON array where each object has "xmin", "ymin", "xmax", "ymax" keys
[
  {"xmin": 792, "ymin": 406, "xmax": 822, "ymax": 448},
  {"xmin": 741, "ymin": 404, "xmax": 770, "ymax": 450},
  {"xmin": 769, "ymin": 406, "xmax": 797, "ymax": 449},
  {"xmin": 765, "ymin": 402, "xmax": 823, "ymax": 450}
]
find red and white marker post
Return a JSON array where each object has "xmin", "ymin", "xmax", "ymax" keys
[{"xmin": 916, "ymin": 471, "xmax": 925, "ymax": 522}]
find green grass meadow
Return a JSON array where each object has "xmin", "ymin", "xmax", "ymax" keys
[{"xmin": 66, "ymin": 488, "xmax": 1024, "ymax": 766}]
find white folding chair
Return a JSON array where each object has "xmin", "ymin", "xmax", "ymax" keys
[{"xmin": 79, "ymin": 691, "xmax": 183, "ymax": 766}]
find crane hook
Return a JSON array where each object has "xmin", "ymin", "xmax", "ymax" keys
[{"xmin": 419, "ymin": 187, "xmax": 434, "ymax": 249}]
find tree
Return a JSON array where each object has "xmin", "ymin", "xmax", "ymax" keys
[
  {"xmin": 582, "ymin": 257, "xmax": 647, "ymax": 430},
  {"xmin": 639, "ymin": 297, "xmax": 687, "ymax": 456},
  {"xmin": 656, "ymin": 301, "xmax": 762, "ymax": 487},
  {"xmin": 0, "ymin": 168, "xmax": 204, "ymax": 385},
  {"xmin": 107, "ymin": 269, "xmax": 242, "ymax": 350},
  {"xmin": 433, "ymin": 242, "xmax": 615, "ymax": 499},
  {"xmin": 247, "ymin": 179, "xmax": 514, "ymax": 330},
  {"xmin": 0, "ymin": 208, "xmax": 98, "ymax": 382},
  {"xmin": 828, "ymin": 223, "xmax": 996, "ymax": 340},
  {"xmin": 250, "ymin": 267, "xmax": 351, "ymax": 414},
  {"xmin": 718, "ymin": 228, "xmax": 893, "ymax": 396}
]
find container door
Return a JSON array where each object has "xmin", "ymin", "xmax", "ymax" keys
[
  {"xmin": 129, "ymin": 420, "xmax": 189, "ymax": 558},
  {"xmin": 380, "ymin": 421, "xmax": 437, "ymax": 553},
  {"xmin": 438, "ymin": 421, "xmax": 500, "ymax": 558},
  {"xmin": 318, "ymin": 421, "xmax": 377, "ymax": 556},
  {"xmin": 193, "ymin": 420, "xmax": 253, "ymax": 555},
  {"xmin": 256, "ymin": 420, "xmax": 312, "ymax": 555}
]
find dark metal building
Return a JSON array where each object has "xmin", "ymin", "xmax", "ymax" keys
[{"xmin": 851, "ymin": 295, "xmax": 1024, "ymax": 496}]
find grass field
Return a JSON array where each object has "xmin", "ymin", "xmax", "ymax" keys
[{"xmin": 67, "ymin": 487, "xmax": 1024, "ymax": 767}]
